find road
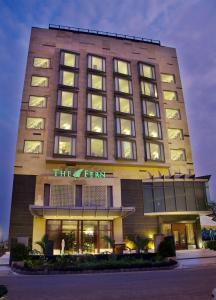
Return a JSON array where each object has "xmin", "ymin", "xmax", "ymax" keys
[{"xmin": 1, "ymin": 266, "xmax": 216, "ymax": 300}]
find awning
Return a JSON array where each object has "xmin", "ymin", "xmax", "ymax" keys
[{"xmin": 29, "ymin": 205, "xmax": 135, "ymax": 220}]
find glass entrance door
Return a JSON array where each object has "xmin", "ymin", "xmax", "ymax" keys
[{"xmin": 172, "ymin": 224, "xmax": 187, "ymax": 250}]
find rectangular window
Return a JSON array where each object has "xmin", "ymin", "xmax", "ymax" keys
[
  {"xmin": 145, "ymin": 142, "xmax": 164, "ymax": 161},
  {"xmin": 56, "ymin": 112, "xmax": 76, "ymax": 131},
  {"xmin": 142, "ymin": 100, "xmax": 160, "ymax": 118},
  {"xmin": 87, "ymin": 115, "xmax": 107, "ymax": 134},
  {"xmin": 31, "ymin": 76, "xmax": 48, "ymax": 87},
  {"xmin": 54, "ymin": 136, "xmax": 76, "ymax": 156},
  {"xmin": 170, "ymin": 149, "xmax": 186, "ymax": 161},
  {"xmin": 24, "ymin": 140, "xmax": 43, "ymax": 154},
  {"xmin": 144, "ymin": 120, "xmax": 162, "ymax": 139},
  {"xmin": 88, "ymin": 55, "xmax": 105, "ymax": 72},
  {"xmin": 165, "ymin": 108, "xmax": 181, "ymax": 120},
  {"xmin": 168, "ymin": 128, "xmax": 183, "ymax": 140},
  {"xmin": 58, "ymin": 90, "xmax": 77, "ymax": 108},
  {"xmin": 29, "ymin": 96, "xmax": 46, "ymax": 107},
  {"xmin": 87, "ymin": 138, "xmax": 107, "ymax": 158},
  {"xmin": 139, "ymin": 63, "xmax": 155, "ymax": 79},
  {"xmin": 60, "ymin": 70, "xmax": 76, "ymax": 87},
  {"xmin": 116, "ymin": 118, "xmax": 135, "ymax": 136},
  {"xmin": 115, "ymin": 78, "xmax": 132, "ymax": 94},
  {"xmin": 88, "ymin": 74, "xmax": 105, "ymax": 91},
  {"xmin": 141, "ymin": 81, "xmax": 157, "ymax": 97},
  {"xmin": 117, "ymin": 140, "xmax": 136, "ymax": 160},
  {"xmin": 163, "ymin": 90, "xmax": 177, "ymax": 101},
  {"xmin": 26, "ymin": 117, "xmax": 45, "ymax": 129},
  {"xmin": 161, "ymin": 73, "xmax": 175, "ymax": 83},
  {"xmin": 114, "ymin": 59, "xmax": 131, "ymax": 75},
  {"xmin": 115, "ymin": 97, "xmax": 133, "ymax": 114},
  {"xmin": 61, "ymin": 51, "xmax": 78, "ymax": 68},
  {"xmin": 87, "ymin": 94, "xmax": 106, "ymax": 111},
  {"xmin": 33, "ymin": 57, "xmax": 50, "ymax": 68}
]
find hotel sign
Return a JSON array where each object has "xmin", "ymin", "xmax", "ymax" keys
[{"xmin": 53, "ymin": 168, "xmax": 106, "ymax": 179}]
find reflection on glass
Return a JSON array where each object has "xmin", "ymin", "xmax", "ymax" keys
[
  {"xmin": 165, "ymin": 108, "xmax": 180, "ymax": 119},
  {"xmin": 31, "ymin": 76, "xmax": 48, "ymax": 87},
  {"xmin": 168, "ymin": 128, "xmax": 183, "ymax": 140},
  {"xmin": 62, "ymin": 71, "xmax": 75, "ymax": 86},
  {"xmin": 59, "ymin": 113, "xmax": 72, "ymax": 130},
  {"xmin": 90, "ymin": 138, "xmax": 104, "ymax": 157},
  {"xmin": 170, "ymin": 149, "xmax": 186, "ymax": 161},
  {"xmin": 24, "ymin": 141, "xmax": 42, "ymax": 153},
  {"xmin": 117, "ymin": 60, "xmax": 128, "ymax": 75},
  {"xmin": 29, "ymin": 96, "xmax": 46, "ymax": 107},
  {"xmin": 33, "ymin": 57, "xmax": 50, "ymax": 68},
  {"xmin": 163, "ymin": 91, "xmax": 177, "ymax": 101},
  {"xmin": 61, "ymin": 91, "xmax": 74, "ymax": 107},
  {"xmin": 58, "ymin": 136, "xmax": 72, "ymax": 155},
  {"xmin": 27, "ymin": 117, "xmax": 44, "ymax": 129},
  {"xmin": 161, "ymin": 73, "xmax": 175, "ymax": 83},
  {"xmin": 63, "ymin": 53, "xmax": 76, "ymax": 67}
]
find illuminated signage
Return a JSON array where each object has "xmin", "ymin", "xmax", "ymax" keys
[{"xmin": 53, "ymin": 168, "xmax": 106, "ymax": 178}]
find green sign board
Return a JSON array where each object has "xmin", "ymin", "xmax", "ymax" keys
[{"xmin": 53, "ymin": 168, "xmax": 106, "ymax": 179}]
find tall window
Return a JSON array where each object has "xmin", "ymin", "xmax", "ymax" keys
[
  {"xmin": 61, "ymin": 51, "xmax": 78, "ymax": 68},
  {"xmin": 31, "ymin": 76, "xmax": 48, "ymax": 87},
  {"xmin": 142, "ymin": 100, "xmax": 160, "ymax": 118},
  {"xmin": 161, "ymin": 73, "xmax": 175, "ymax": 83},
  {"xmin": 144, "ymin": 120, "xmax": 162, "ymax": 139},
  {"xmin": 58, "ymin": 91, "xmax": 77, "ymax": 108},
  {"xmin": 33, "ymin": 57, "xmax": 50, "ymax": 68},
  {"xmin": 116, "ymin": 118, "xmax": 135, "ymax": 136},
  {"xmin": 168, "ymin": 128, "xmax": 183, "ymax": 140},
  {"xmin": 115, "ymin": 97, "xmax": 133, "ymax": 114},
  {"xmin": 60, "ymin": 71, "xmax": 76, "ymax": 87},
  {"xmin": 87, "ymin": 115, "xmax": 107, "ymax": 134},
  {"xmin": 87, "ymin": 138, "xmax": 107, "ymax": 158},
  {"xmin": 163, "ymin": 91, "xmax": 177, "ymax": 101},
  {"xmin": 139, "ymin": 63, "xmax": 155, "ymax": 79},
  {"xmin": 115, "ymin": 78, "xmax": 132, "ymax": 94},
  {"xmin": 24, "ymin": 141, "xmax": 43, "ymax": 154},
  {"xmin": 88, "ymin": 74, "xmax": 105, "ymax": 91},
  {"xmin": 165, "ymin": 108, "xmax": 181, "ymax": 120},
  {"xmin": 29, "ymin": 96, "xmax": 46, "ymax": 108},
  {"xmin": 114, "ymin": 59, "xmax": 131, "ymax": 75},
  {"xmin": 145, "ymin": 142, "xmax": 164, "ymax": 161},
  {"xmin": 170, "ymin": 149, "xmax": 186, "ymax": 161},
  {"xmin": 26, "ymin": 117, "xmax": 44, "ymax": 129},
  {"xmin": 88, "ymin": 55, "xmax": 105, "ymax": 72},
  {"xmin": 117, "ymin": 140, "xmax": 136, "ymax": 160},
  {"xmin": 141, "ymin": 81, "xmax": 157, "ymax": 97},
  {"xmin": 87, "ymin": 94, "xmax": 106, "ymax": 111},
  {"xmin": 54, "ymin": 136, "xmax": 76, "ymax": 156},
  {"xmin": 56, "ymin": 112, "xmax": 76, "ymax": 131}
]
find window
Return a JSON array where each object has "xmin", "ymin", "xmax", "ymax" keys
[
  {"xmin": 87, "ymin": 94, "xmax": 106, "ymax": 111},
  {"xmin": 117, "ymin": 140, "xmax": 136, "ymax": 159},
  {"xmin": 54, "ymin": 136, "xmax": 76, "ymax": 156},
  {"xmin": 116, "ymin": 118, "xmax": 135, "ymax": 136},
  {"xmin": 165, "ymin": 108, "xmax": 181, "ymax": 120},
  {"xmin": 56, "ymin": 112, "xmax": 76, "ymax": 131},
  {"xmin": 87, "ymin": 138, "xmax": 107, "ymax": 157},
  {"xmin": 141, "ymin": 81, "xmax": 157, "ymax": 97},
  {"xmin": 61, "ymin": 52, "xmax": 78, "ymax": 68},
  {"xmin": 115, "ymin": 78, "xmax": 132, "ymax": 94},
  {"xmin": 161, "ymin": 73, "xmax": 175, "ymax": 83},
  {"xmin": 170, "ymin": 149, "xmax": 186, "ymax": 161},
  {"xmin": 29, "ymin": 96, "xmax": 46, "ymax": 107},
  {"xmin": 31, "ymin": 76, "xmax": 48, "ymax": 87},
  {"xmin": 58, "ymin": 91, "xmax": 77, "ymax": 108},
  {"xmin": 144, "ymin": 120, "xmax": 162, "ymax": 139},
  {"xmin": 114, "ymin": 59, "xmax": 131, "ymax": 75},
  {"xmin": 87, "ymin": 115, "xmax": 107, "ymax": 134},
  {"xmin": 33, "ymin": 57, "xmax": 50, "ymax": 68},
  {"xmin": 88, "ymin": 55, "xmax": 105, "ymax": 72},
  {"xmin": 143, "ymin": 100, "xmax": 160, "ymax": 118},
  {"xmin": 163, "ymin": 91, "xmax": 177, "ymax": 101},
  {"xmin": 139, "ymin": 63, "xmax": 155, "ymax": 79},
  {"xmin": 24, "ymin": 140, "xmax": 43, "ymax": 154},
  {"xmin": 115, "ymin": 97, "xmax": 133, "ymax": 114},
  {"xmin": 168, "ymin": 128, "xmax": 183, "ymax": 140},
  {"xmin": 88, "ymin": 74, "xmax": 105, "ymax": 90},
  {"xmin": 26, "ymin": 117, "xmax": 44, "ymax": 129},
  {"xmin": 145, "ymin": 142, "xmax": 164, "ymax": 161},
  {"xmin": 60, "ymin": 71, "xmax": 76, "ymax": 87}
]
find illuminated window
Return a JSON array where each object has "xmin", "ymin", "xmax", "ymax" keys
[
  {"xmin": 139, "ymin": 63, "xmax": 155, "ymax": 79},
  {"xmin": 144, "ymin": 120, "xmax": 162, "ymax": 139},
  {"xmin": 142, "ymin": 100, "xmax": 160, "ymax": 117},
  {"xmin": 58, "ymin": 91, "xmax": 76, "ymax": 108},
  {"xmin": 61, "ymin": 71, "xmax": 75, "ymax": 87},
  {"xmin": 87, "ymin": 115, "xmax": 106, "ymax": 134},
  {"xmin": 170, "ymin": 149, "xmax": 186, "ymax": 161},
  {"xmin": 116, "ymin": 118, "xmax": 135, "ymax": 136},
  {"xmin": 145, "ymin": 142, "xmax": 164, "ymax": 161},
  {"xmin": 161, "ymin": 73, "xmax": 175, "ymax": 83},
  {"xmin": 29, "ymin": 96, "xmax": 46, "ymax": 107},
  {"xmin": 165, "ymin": 108, "xmax": 181, "ymax": 119},
  {"xmin": 31, "ymin": 76, "xmax": 48, "ymax": 87},
  {"xmin": 88, "ymin": 74, "xmax": 105, "ymax": 90},
  {"xmin": 115, "ymin": 78, "xmax": 132, "ymax": 94},
  {"xmin": 88, "ymin": 55, "xmax": 105, "ymax": 72},
  {"xmin": 87, "ymin": 94, "xmax": 106, "ymax": 111},
  {"xmin": 56, "ymin": 112, "xmax": 76, "ymax": 131},
  {"xmin": 24, "ymin": 141, "xmax": 43, "ymax": 154},
  {"xmin": 87, "ymin": 138, "xmax": 107, "ymax": 157},
  {"xmin": 54, "ymin": 136, "xmax": 76, "ymax": 156},
  {"xmin": 163, "ymin": 91, "xmax": 177, "ymax": 101},
  {"xmin": 168, "ymin": 128, "xmax": 183, "ymax": 140},
  {"xmin": 26, "ymin": 117, "xmax": 44, "ymax": 129},
  {"xmin": 114, "ymin": 59, "xmax": 131, "ymax": 75},
  {"xmin": 61, "ymin": 52, "xmax": 78, "ymax": 68},
  {"xmin": 141, "ymin": 81, "xmax": 157, "ymax": 97},
  {"xmin": 33, "ymin": 57, "xmax": 50, "ymax": 68},
  {"xmin": 115, "ymin": 97, "xmax": 133, "ymax": 114},
  {"xmin": 117, "ymin": 140, "xmax": 136, "ymax": 159}
]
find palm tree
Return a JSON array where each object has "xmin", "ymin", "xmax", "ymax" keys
[
  {"xmin": 127, "ymin": 235, "xmax": 149, "ymax": 254},
  {"xmin": 35, "ymin": 234, "xmax": 49, "ymax": 255},
  {"xmin": 103, "ymin": 235, "xmax": 115, "ymax": 253}
]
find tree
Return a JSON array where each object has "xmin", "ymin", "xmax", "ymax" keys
[
  {"xmin": 127, "ymin": 235, "xmax": 149, "ymax": 254},
  {"xmin": 103, "ymin": 235, "xmax": 115, "ymax": 253}
]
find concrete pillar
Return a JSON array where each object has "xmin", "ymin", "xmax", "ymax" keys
[
  {"xmin": 113, "ymin": 217, "xmax": 123, "ymax": 244},
  {"xmin": 32, "ymin": 217, "xmax": 46, "ymax": 251}
]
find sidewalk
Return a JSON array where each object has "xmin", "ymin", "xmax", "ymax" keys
[
  {"xmin": 0, "ymin": 252, "xmax": 11, "ymax": 276},
  {"xmin": 176, "ymin": 249, "xmax": 216, "ymax": 269},
  {"xmin": 176, "ymin": 249, "xmax": 216, "ymax": 260}
]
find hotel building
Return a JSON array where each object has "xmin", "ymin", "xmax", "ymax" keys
[{"xmin": 9, "ymin": 24, "xmax": 211, "ymax": 253}]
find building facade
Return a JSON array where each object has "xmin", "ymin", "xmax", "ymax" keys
[{"xmin": 9, "ymin": 25, "xmax": 210, "ymax": 253}]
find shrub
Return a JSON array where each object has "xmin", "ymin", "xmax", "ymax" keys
[
  {"xmin": 158, "ymin": 236, "xmax": 176, "ymax": 257},
  {"xmin": 10, "ymin": 243, "xmax": 29, "ymax": 263},
  {"xmin": 0, "ymin": 285, "xmax": 8, "ymax": 298},
  {"xmin": 126, "ymin": 235, "xmax": 149, "ymax": 254},
  {"xmin": 36, "ymin": 234, "xmax": 53, "ymax": 256},
  {"xmin": 204, "ymin": 240, "xmax": 216, "ymax": 250}
]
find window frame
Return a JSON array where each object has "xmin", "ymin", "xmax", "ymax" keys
[
  {"xmin": 87, "ymin": 114, "xmax": 107, "ymax": 135},
  {"xmin": 170, "ymin": 149, "xmax": 186, "ymax": 161},
  {"xmin": 116, "ymin": 139, "xmax": 137, "ymax": 160},
  {"xmin": 165, "ymin": 108, "xmax": 181, "ymax": 120},
  {"xmin": 56, "ymin": 112, "xmax": 77, "ymax": 132},
  {"xmin": 116, "ymin": 117, "xmax": 136, "ymax": 137},
  {"xmin": 145, "ymin": 141, "xmax": 165, "ymax": 162},
  {"xmin": 88, "ymin": 54, "xmax": 106, "ymax": 72},
  {"xmin": 60, "ymin": 50, "xmax": 79, "ymax": 69},
  {"xmin": 33, "ymin": 57, "xmax": 51, "ymax": 69},
  {"xmin": 23, "ymin": 140, "xmax": 43, "ymax": 154},
  {"xmin": 139, "ymin": 62, "xmax": 156, "ymax": 80},
  {"xmin": 167, "ymin": 128, "xmax": 184, "ymax": 140},
  {"xmin": 163, "ymin": 90, "xmax": 178, "ymax": 101},
  {"xmin": 57, "ymin": 90, "xmax": 78, "ymax": 109},
  {"xmin": 88, "ymin": 73, "xmax": 106, "ymax": 91},
  {"xmin": 161, "ymin": 73, "xmax": 175, "ymax": 84},
  {"xmin": 87, "ymin": 93, "xmax": 107, "ymax": 112},
  {"xmin": 142, "ymin": 99, "xmax": 160, "ymax": 118},
  {"xmin": 114, "ymin": 77, "xmax": 133, "ymax": 95},
  {"xmin": 59, "ymin": 70, "xmax": 78, "ymax": 88},
  {"xmin": 140, "ymin": 80, "xmax": 158, "ymax": 98},
  {"xmin": 115, "ymin": 96, "xmax": 134, "ymax": 115},
  {"xmin": 26, "ymin": 117, "xmax": 45, "ymax": 130},
  {"xmin": 144, "ymin": 120, "xmax": 162, "ymax": 139},
  {"xmin": 86, "ymin": 137, "xmax": 108, "ymax": 159},
  {"xmin": 28, "ymin": 95, "xmax": 47, "ymax": 108},
  {"xmin": 113, "ymin": 58, "xmax": 131, "ymax": 76},
  {"xmin": 31, "ymin": 75, "xmax": 49, "ymax": 87},
  {"xmin": 54, "ymin": 135, "xmax": 76, "ymax": 157}
]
